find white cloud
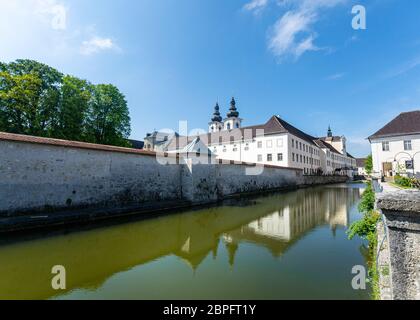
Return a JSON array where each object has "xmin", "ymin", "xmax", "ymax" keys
[
  {"xmin": 35, "ymin": 0, "xmax": 67, "ymax": 30},
  {"xmin": 267, "ymin": 0, "xmax": 346, "ymax": 61},
  {"xmin": 244, "ymin": 0, "xmax": 269, "ymax": 14},
  {"xmin": 0, "ymin": 0, "xmax": 120, "ymax": 62},
  {"xmin": 80, "ymin": 37, "xmax": 119, "ymax": 56}
]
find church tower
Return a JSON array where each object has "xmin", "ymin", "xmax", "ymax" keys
[
  {"xmin": 208, "ymin": 103, "xmax": 223, "ymax": 133},
  {"xmin": 223, "ymin": 97, "xmax": 242, "ymax": 131},
  {"xmin": 327, "ymin": 125, "xmax": 333, "ymax": 138}
]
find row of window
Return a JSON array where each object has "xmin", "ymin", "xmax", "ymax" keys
[
  {"xmin": 292, "ymin": 153, "xmax": 321, "ymax": 166},
  {"xmin": 382, "ymin": 140, "xmax": 413, "ymax": 152},
  {"xmin": 257, "ymin": 153, "xmax": 284, "ymax": 162},
  {"xmin": 291, "ymin": 139, "xmax": 319, "ymax": 156},
  {"xmin": 257, "ymin": 139, "xmax": 284, "ymax": 149}
]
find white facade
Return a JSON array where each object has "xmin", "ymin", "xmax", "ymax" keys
[
  {"xmin": 164, "ymin": 101, "xmax": 356, "ymax": 176},
  {"xmin": 370, "ymin": 134, "xmax": 420, "ymax": 178},
  {"xmin": 206, "ymin": 132, "xmax": 357, "ymax": 176}
]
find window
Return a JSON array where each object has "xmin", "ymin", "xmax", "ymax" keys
[
  {"xmin": 382, "ymin": 141, "xmax": 390, "ymax": 151},
  {"xmin": 300, "ymin": 142, "xmax": 302, "ymax": 150},
  {"xmin": 300, "ymin": 155, "xmax": 303, "ymax": 163},
  {"xmin": 244, "ymin": 143, "xmax": 249, "ymax": 151},
  {"xmin": 257, "ymin": 141, "xmax": 263, "ymax": 148},
  {"xmin": 219, "ymin": 137, "xmax": 222, "ymax": 145},
  {"xmin": 233, "ymin": 145, "xmax": 238, "ymax": 152},
  {"xmin": 223, "ymin": 146, "xmax": 227, "ymax": 152},
  {"xmin": 266, "ymin": 140, "xmax": 273, "ymax": 148},
  {"xmin": 267, "ymin": 154, "xmax": 273, "ymax": 162},
  {"xmin": 236, "ymin": 123, "xmax": 240, "ymax": 128},
  {"xmin": 277, "ymin": 139, "xmax": 283, "ymax": 147},
  {"xmin": 292, "ymin": 153, "xmax": 295, "ymax": 162},
  {"xmin": 406, "ymin": 160, "xmax": 414, "ymax": 169},
  {"xmin": 277, "ymin": 153, "xmax": 283, "ymax": 161},
  {"xmin": 292, "ymin": 139, "xmax": 295, "ymax": 148},
  {"xmin": 404, "ymin": 140, "xmax": 412, "ymax": 151},
  {"xmin": 258, "ymin": 154, "xmax": 263, "ymax": 162}
]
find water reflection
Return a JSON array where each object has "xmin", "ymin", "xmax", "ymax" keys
[{"xmin": 0, "ymin": 184, "xmax": 364, "ymax": 300}]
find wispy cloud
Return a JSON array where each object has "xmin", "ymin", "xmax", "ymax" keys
[
  {"xmin": 35, "ymin": 0, "xmax": 67, "ymax": 30},
  {"xmin": 0, "ymin": 0, "xmax": 120, "ymax": 61},
  {"xmin": 243, "ymin": 0, "xmax": 269, "ymax": 14},
  {"xmin": 385, "ymin": 57, "xmax": 420, "ymax": 79},
  {"xmin": 326, "ymin": 72, "xmax": 345, "ymax": 80},
  {"xmin": 246, "ymin": 0, "xmax": 346, "ymax": 61},
  {"xmin": 80, "ymin": 36, "xmax": 120, "ymax": 56},
  {"xmin": 268, "ymin": 10, "xmax": 319, "ymax": 60}
]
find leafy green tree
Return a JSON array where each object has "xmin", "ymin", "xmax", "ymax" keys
[
  {"xmin": 365, "ymin": 154, "xmax": 373, "ymax": 175},
  {"xmin": 0, "ymin": 59, "xmax": 132, "ymax": 147},
  {"xmin": 0, "ymin": 60, "xmax": 63, "ymax": 136},
  {"xmin": 54, "ymin": 76, "xmax": 93, "ymax": 141},
  {"xmin": 87, "ymin": 84, "xmax": 131, "ymax": 146},
  {"xmin": 0, "ymin": 71, "xmax": 43, "ymax": 135}
]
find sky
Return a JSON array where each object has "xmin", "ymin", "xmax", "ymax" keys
[{"xmin": 1, "ymin": 0, "xmax": 420, "ymax": 157}]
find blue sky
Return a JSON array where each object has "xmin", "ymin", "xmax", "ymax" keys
[{"xmin": 1, "ymin": 0, "xmax": 420, "ymax": 157}]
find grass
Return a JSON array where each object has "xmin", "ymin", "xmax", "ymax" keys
[{"xmin": 389, "ymin": 182, "xmax": 413, "ymax": 190}]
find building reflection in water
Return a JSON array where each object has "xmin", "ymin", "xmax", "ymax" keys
[
  {"xmin": 0, "ymin": 185, "xmax": 362, "ymax": 299},
  {"xmin": 223, "ymin": 185, "xmax": 361, "ymax": 260}
]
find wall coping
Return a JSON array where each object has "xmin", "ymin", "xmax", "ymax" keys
[
  {"xmin": 0, "ymin": 131, "xmax": 157, "ymax": 157},
  {"xmin": 377, "ymin": 190, "xmax": 420, "ymax": 214},
  {"xmin": 0, "ymin": 131, "xmax": 304, "ymax": 172}
]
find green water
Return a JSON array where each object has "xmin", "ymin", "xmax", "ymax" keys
[{"xmin": 0, "ymin": 184, "xmax": 371, "ymax": 300}]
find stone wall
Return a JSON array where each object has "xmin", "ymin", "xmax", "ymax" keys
[
  {"xmin": 0, "ymin": 138, "xmax": 182, "ymax": 216},
  {"xmin": 377, "ymin": 190, "xmax": 420, "ymax": 300},
  {"xmin": 0, "ymin": 133, "xmax": 350, "ymax": 230}
]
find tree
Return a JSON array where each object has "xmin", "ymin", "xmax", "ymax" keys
[
  {"xmin": 0, "ymin": 60, "xmax": 63, "ymax": 136},
  {"xmin": 365, "ymin": 154, "xmax": 373, "ymax": 175},
  {"xmin": 87, "ymin": 84, "xmax": 131, "ymax": 147},
  {"xmin": 54, "ymin": 76, "xmax": 93, "ymax": 141},
  {"xmin": 0, "ymin": 59, "xmax": 132, "ymax": 147},
  {"xmin": 0, "ymin": 71, "xmax": 43, "ymax": 135}
]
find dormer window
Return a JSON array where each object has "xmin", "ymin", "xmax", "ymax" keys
[{"xmin": 227, "ymin": 123, "xmax": 231, "ymax": 130}]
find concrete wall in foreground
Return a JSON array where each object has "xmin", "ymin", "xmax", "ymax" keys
[
  {"xmin": 377, "ymin": 190, "xmax": 420, "ymax": 300},
  {"xmin": 0, "ymin": 135, "xmax": 348, "ymax": 218}
]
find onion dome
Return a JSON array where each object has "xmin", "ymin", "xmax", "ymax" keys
[
  {"xmin": 211, "ymin": 103, "xmax": 223, "ymax": 122},
  {"xmin": 227, "ymin": 97, "xmax": 239, "ymax": 118}
]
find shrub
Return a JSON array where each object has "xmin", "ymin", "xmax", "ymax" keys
[
  {"xmin": 347, "ymin": 182, "xmax": 381, "ymax": 299},
  {"xmin": 358, "ymin": 182, "xmax": 375, "ymax": 213},
  {"xmin": 394, "ymin": 175, "xmax": 412, "ymax": 188},
  {"xmin": 394, "ymin": 175, "xmax": 420, "ymax": 189}
]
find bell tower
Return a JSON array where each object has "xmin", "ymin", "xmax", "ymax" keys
[
  {"xmin": 224, "ymin": 97, "xmax": 242, "ymax": 131},
  {"xmin": 209, "ymin": 103, "xmax": 223, "ymax": 133}
]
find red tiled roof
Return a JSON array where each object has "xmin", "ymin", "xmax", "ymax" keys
[{"xmin": 0, "ymin": 132, "xmax": 157, "ymax": 157}]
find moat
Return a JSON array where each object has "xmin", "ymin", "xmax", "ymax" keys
[{"xmin": 0, "ymin": 183, "xmax": 371, "ymax": 300}]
